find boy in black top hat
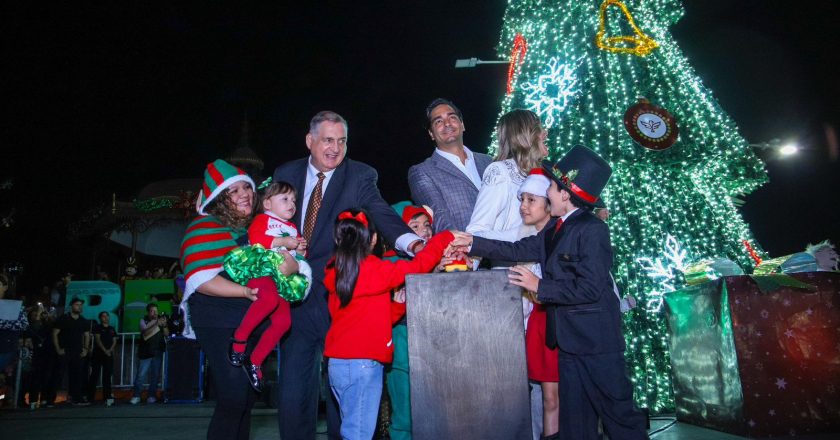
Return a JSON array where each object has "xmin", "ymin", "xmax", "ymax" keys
[{"xmin": 450, "ymin": 145, "xmax": 647, "ymax": 440}]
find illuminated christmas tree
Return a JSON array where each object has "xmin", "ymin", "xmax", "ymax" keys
[{"xmin": 492, "ymin": 0, "xmax": 767, "ymax": 411}]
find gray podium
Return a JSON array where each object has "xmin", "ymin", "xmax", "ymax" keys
[{"xmin": 405, "ymin": 270, "xmax": 531, "ymax": 440}]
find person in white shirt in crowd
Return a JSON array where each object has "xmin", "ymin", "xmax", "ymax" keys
[{"xmin": 0, "ymin": 274, "xmax": 29, "ymax": 395}]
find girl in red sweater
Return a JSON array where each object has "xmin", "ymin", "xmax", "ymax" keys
[{"xmin": 323, "ymin": 209, "xmax": 453, "ymax": 440}]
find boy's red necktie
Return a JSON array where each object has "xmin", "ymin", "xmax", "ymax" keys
[{"xmin": 554, "ymin": 217, "xmax": 564, "ymax": 233}]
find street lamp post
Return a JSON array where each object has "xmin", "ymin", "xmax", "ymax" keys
[
  {"xmin": 749, "ymin": 138, "xmax": 799, "ymax": 158},
  {"xmin": 454, "ymin": 57, "xmax": 508, "ymax": 68}
]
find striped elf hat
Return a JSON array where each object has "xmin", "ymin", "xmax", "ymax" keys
[{"xmin": 197, "ymin": 159, "xmax": 255, "ymax": 215}]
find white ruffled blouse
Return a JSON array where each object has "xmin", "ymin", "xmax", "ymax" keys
[{"xmin": 466, "ymin": 159, "xmax": 526, "ymax": 242}]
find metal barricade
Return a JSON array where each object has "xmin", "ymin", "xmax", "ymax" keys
[
  {"xmin": 9, "ymin": 332, "xmax": 167, "ymax": 404},
  {"xmin": 104, "ymin": 332, "xmax": 167, "ymax": 390}
]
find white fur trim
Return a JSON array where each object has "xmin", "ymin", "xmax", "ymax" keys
[
  {"xmin": 180, "ymin": 267, "xmax": 222, "ymax": 339},
  {"xmin": 197, "ymin": 174, "xmax": 256, "ymax": 215},
  {"xmin": 517, "ymin": 173, "xmax": 551, "ymax": 199},
  {"xmin": 179, "ymin": 302, "xmax": 196, "ymax": 339}
]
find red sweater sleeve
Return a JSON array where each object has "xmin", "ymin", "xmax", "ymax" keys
[
  {"xmin": 390, "ymin": 301, "xmax": 406, "ymax": 324},
  {"xmin": 354, "ymin": 231, "xmax": 454, "ymax": 298},
  {"xmin": 248, "ymin": 214, "xmax": 275, "ymax": 248}
]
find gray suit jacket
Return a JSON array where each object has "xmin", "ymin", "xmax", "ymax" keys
[{"xmin": 408, "ymin": 148, "xmax": 493, "ymax": 233}]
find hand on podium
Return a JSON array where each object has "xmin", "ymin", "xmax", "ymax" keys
[
  {"xmin": 445, "ymin": 231, "xmax": 478, "ymax": 271},
  {"xmin": 448, "ymin": 230, "xmax": 473, "ymax": 250},
  {"xmin": 508, "ymin": 265, "xmax": 539, "ymax": 293},
  {"xmin": 435, "ymin": 255, "xmax": 457, "ymax": 272}
]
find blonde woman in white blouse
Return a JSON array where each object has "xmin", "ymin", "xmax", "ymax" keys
[
  {"xmin": 465, "ymin": 109, "xmax": 548, "ymax": 440},
  {"xmin": 466, "ymin": 109, "xmax": 549, "ymax": 245}
]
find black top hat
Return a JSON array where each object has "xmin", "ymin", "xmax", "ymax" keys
[{"xmin": 542, "ymin": 145, "xmax": 612, "ymax": 207}]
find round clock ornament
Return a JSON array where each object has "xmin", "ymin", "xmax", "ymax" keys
[{"xmin": 623, "ymin": 97, "xmax": 678, "ymax": 151}]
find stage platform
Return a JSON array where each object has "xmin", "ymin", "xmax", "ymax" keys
[{"xmin": 1, "ymin": 402, "xmax": 836, "ymax": 439}]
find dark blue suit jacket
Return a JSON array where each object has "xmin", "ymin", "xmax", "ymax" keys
[
  {"xmin": 470, "ymin": 209, "xmax": 625, "ymax": 355},
  {"xmin": 274, "ymin": 157, "xmax": 414, "ymax": 336}
]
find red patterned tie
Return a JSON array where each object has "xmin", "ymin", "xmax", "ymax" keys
[
  {"xmin": 553, "ymin": 217, "xmax": 564, "ymax": 234},
  {"xmin": 302, "ymin": 172, "xmax": 325, "ymax": 254}
]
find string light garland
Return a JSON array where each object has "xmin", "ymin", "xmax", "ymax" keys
[
  {"xmin": 133, "ymin": 191, "xmax": 197, "ymax": 213},
  {"xmin": 134, "ymin": 198, "xmax": 175, "ymax": 212},
  {"xmin": 742, "ymin": 239, "xmax": 763, "ymax": 265},
  {"xmin": 507, "ymin": 33, "xmax": 528, "ymax": 95},
  {"xmin": 491, "ymin": 0, "xmax": 767, "ymax": 412},
  {"xmin": 595, "ymin": 0, "xmax": 659, "ymax": 56}
]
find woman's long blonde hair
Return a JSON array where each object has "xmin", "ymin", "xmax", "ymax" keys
[{"xmin": 495, "ymin": 109, "xmax": 545, "ymax": 174}]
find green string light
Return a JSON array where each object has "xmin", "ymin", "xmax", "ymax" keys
[
  {"xmin": 134, "ymin": 198, "xmax": 176, "ymax": 212},
  {"xmin": 491, "ymin": 0, "xmax": 767, "ymax": 412}
]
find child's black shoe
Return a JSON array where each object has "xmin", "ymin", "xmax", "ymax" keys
[
  {"xmin": 228, "ymin": 338, "xmax": 247, "ymax": 367},
  {"xmin": 242, "ymin": 360, "xmax": 263, "ymax": 392}
]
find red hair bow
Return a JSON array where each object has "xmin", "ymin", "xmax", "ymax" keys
[{"xmin": 338, "ymin": 211, "xmax": 369, "ymax": 227}]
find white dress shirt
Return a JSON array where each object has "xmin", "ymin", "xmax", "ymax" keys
[
  {"xmin": 560, "ymin": 207, "xmax": 579, "ymax": 223},
  {"xmin": 434, "ymin": 146, "xmax": 483, "ymax": 189}
]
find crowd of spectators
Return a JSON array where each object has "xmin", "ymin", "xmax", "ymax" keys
[{"xmin": 0, "ymin": 267, "xmax": 181, "ymax": 409}]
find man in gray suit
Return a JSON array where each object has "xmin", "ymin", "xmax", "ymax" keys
[
  {"xmin": 408, "ymin": 98, "xmax": 493, "ymax": 233},
  {"xmin": 397, "ymin": 99, "xmax": 491, "ymax": 440}
]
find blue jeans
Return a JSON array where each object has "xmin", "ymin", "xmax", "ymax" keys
[
  {"xmin": 328, "ymin": 358, "xmax": 384, "ymax": 440},
  {"xmin": 133, "ymin": 353, "xmax": 163, "ymax": 398}
]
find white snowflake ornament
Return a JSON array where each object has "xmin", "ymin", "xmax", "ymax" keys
[{"xmin": 521, "ymin": 57, "xmax": 580, "ymax": 128}]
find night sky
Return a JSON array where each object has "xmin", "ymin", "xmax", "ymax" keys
[{"xmin": 2, "ymin": 1, "xmax": 838, "ymax": 290}]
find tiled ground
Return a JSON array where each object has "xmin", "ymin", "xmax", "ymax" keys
[{"xmin": 1, "ymin": 401, "xmax": 837, "ymax": 439}]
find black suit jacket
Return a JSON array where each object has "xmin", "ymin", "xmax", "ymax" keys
[
  {"xmin": 470, "ymin": 209, "xmax": 625, "ymax": 355},
  {"xmin": 273, "ymin": 157, "xmax": 414, "ymax": 336}
]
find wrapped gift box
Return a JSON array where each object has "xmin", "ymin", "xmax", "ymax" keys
[{"xmin": 664, "ymin": 272, "xmax": 840, "ymax": 437}]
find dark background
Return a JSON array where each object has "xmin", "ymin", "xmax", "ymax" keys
[{"xmin": 2, "ymin": 1, "xmax": 838, "ymax": 292}]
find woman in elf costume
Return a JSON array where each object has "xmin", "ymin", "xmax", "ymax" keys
[
  {"xmin": 180, "ymin": 159, "xmax": 299, "ymax": 440},
  {"xmin": 224, "ymin": 178, "xmax": 312, "ymax": 392}
]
